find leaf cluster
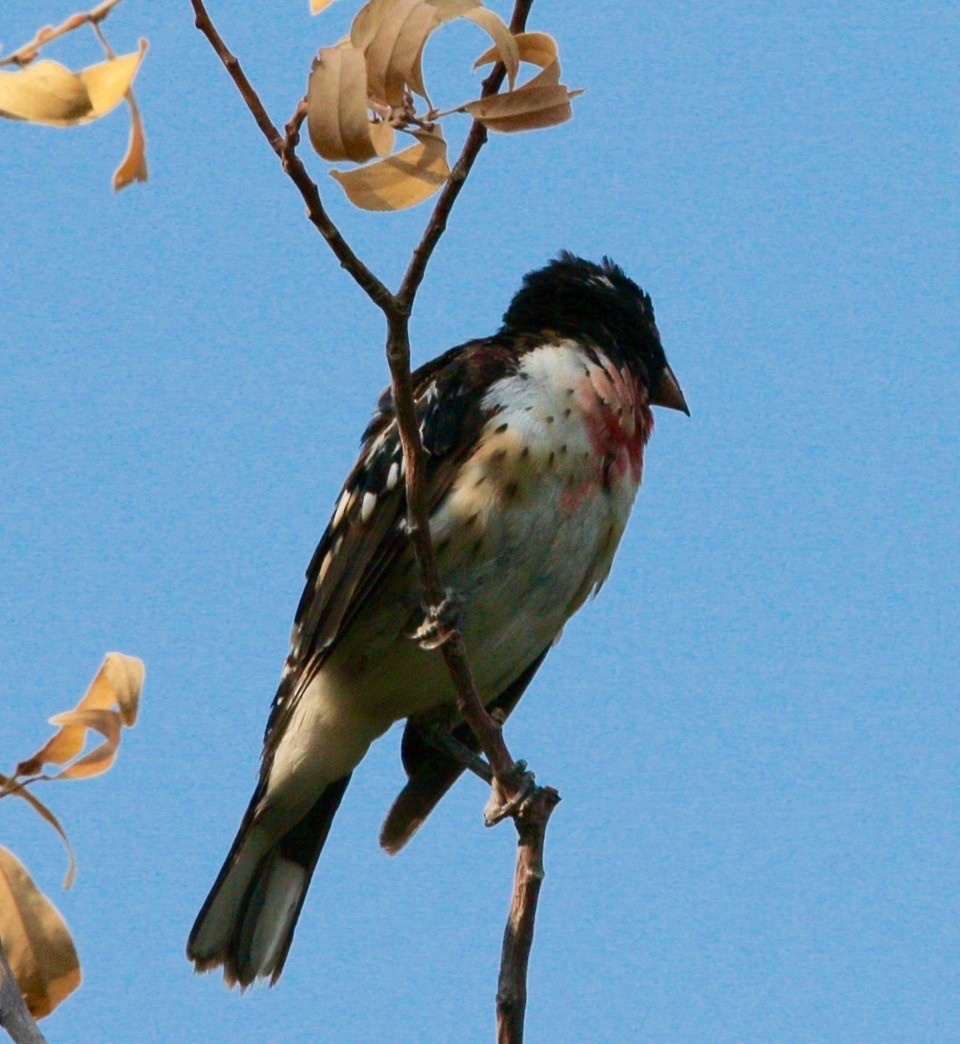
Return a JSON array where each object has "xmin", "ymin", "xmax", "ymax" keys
[
  {"xmin": 305, "ymin": 0, "xmax": 580, "ymax": 210},
  {"xmin": 0, "ymin": 654, "xmax": 144, "ymax": 1024}
]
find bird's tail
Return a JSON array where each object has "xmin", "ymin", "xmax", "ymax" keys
[{"xmin": 187, "ymin": 774, "xmax": 351, "ymax": 988}]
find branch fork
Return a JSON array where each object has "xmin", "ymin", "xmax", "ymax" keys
[{"xmin": 191, "ymin": 3, "xmax": 549, "ymax": 1039}]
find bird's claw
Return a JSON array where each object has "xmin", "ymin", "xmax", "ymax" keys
[
  {"xmin": 483, "ymin": 760, "xmax": 536, "ymax": 826},
  {"xmin": 410, "ymin": 588, "xmax": 465, "ymax": 650}
]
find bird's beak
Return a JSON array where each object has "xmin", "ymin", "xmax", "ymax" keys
[{"xmin": 650, "ymin": 364, "xmax": 690, "ymax": 415}]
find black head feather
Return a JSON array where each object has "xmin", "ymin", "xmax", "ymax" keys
[{"xmin": 501, "ymin": 253, "xmax": 679, "ymax": 402}]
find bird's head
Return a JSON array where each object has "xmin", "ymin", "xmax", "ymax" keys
[{"xmin": 501, "ymin": 252, "xmax": 689, "ymax": 414}]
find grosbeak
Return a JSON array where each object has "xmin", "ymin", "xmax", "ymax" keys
[{"xmin": 187, "ymin": 253, "xmax": 688, "ymax": 987}]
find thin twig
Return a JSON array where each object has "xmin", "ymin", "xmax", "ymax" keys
[
  {"xmin": 0, "ymin": 940, "xmax": 46, "ymax": 1044},
  {"xmin": 190, "ymin": 0, "xmax": 393, "ymax": 312},
  {"xmin": 0, "ymin": 0, "xmax": 124, "ymax": 67},
  {"xmin": 190, "ymin": 5, "xmax": 555, "ymax": 1039},
  {"xmin": 397, "ymin": 0, "xmax": 535, "ymax": 310}
]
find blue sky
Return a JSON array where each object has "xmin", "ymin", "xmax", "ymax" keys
[{"xmin": 3, "ymin": 1, "xmax": 958, "ymax": 1040}]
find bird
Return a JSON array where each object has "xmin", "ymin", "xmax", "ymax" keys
[{"xmin": 187, "ymin": 252, "xmax": 688, "ymax": 988}]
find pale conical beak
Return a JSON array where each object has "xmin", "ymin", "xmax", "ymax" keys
[{"xmin": 650, "ymin": 363, "xmax": 690, "ymax": 415}]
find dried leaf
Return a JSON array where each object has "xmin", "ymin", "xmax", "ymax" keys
[
  {"xmin": 330, "ymin": 128, "xmax": 449, "ymax": 210},
  {"xmin": 355, "ymin": 0, "xmax": 518, "ymax": 107},
  {"xmin": 48, "ymin": 710, "xmax": 121, "ymax": 780},
  {"xmin": 362, "ymin": 0, "xmax": 441, "ymax": 106},
  {"xmin": 0, "ymin": 45, "xmax": 145, "ymax": 128},
  {"xmin": 0, "ymin": 774, "xmax": 76, "ymax": 890},
  {"xmin": 350, "ymin": 0, "xmax": 396, "ymax": 49},
  {"xmin": 0, "ymin": 60, "xmax": 90, "ymax": 124},
  {"xmin": 466, "ymin": 33, "xmax": 579, "ymax": 132},
  {"xmin": 459, "ymin": 7, "xmax": 518, "ymax": 89},
  {"xmin": 112, "ymin": 89, "xmax": 148, "ymax": 191},
  {"xmin": 307, "ymin": 44, "xmax": 395, "ymax": 162},
  {"xmin": 77, "ymin": 42, "xmax": 146, "ymax": 121},
  {"xmin": 310, "ymin": 0, "xmax": 337, "ymax": 12},
  {"xmin": 0, "ymin": 847, "xmax": 80, "ymax": 1019},
  {"xmin": 463, "ymin": 83, "xmax": 581, "ymax": 132},
  {"xmin": 474, "ymin": 30, "xmax": 560, "ymax": 88},
  {"xmin": 15, "ymin": 653, "xmax": 144, "ymax": 780}
]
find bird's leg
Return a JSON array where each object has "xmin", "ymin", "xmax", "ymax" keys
[
  {"xmin": 420, "ymin": 723, "xmax": 537, "ymax": 826},
  {"xmin": 421, "ymin": 723, "xmax": 493, "ymax": 784},
  {"xmin": 409, "ymin": 588, "xmax": 465, "ymax": 650}
]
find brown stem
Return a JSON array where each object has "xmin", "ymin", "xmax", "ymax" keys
[
  {"xmin": 189, "ymin": 0, "xmax": 393, "ymax": 313},
  {"xmin": 398, "ymin": 0, "xmax": 535, "ymax": 310},
  {"xmin": 0, "ymin": 0, "xmax": 124, "ymax": 67},
  {"xmin": 191, "ymin": 4, "xmax": 554, "ymax": 1039},
  {"xmin": 0, "ymin": 940, "xmax": 46, "ymax": 1044},
  {"xmin": 496, "ymin": 788, "xmax": 560, "ymax": 1043}
]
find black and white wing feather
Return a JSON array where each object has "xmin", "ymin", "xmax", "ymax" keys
[{"xmin": 258, "ymin": 338, "xmax": 521, "ymax": 782}]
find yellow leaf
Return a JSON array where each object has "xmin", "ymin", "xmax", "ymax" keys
[
  {"xmin": 0, "ymin": 848, "xmax": 80, "ymax": 1019},
  {"xmin": 0, "ymin": 45, "xmax": 146, "ymax": 129},
  {"xmin": 47, "ymin": 709, "xmax": 121, "ymax": 780},
  {"xmin": 310, "ymin": 0, "xmax": 337, "ymax": 12},
  {"xmin": 363, "ymin": 0, "xmax": 441, "ymax": 106},
  {"xmin": 331, "ymin": 128, "xmax": 449, "ymax": 210},
  {"xmin": 0, "ymin": 60, "xmax": 91, "ymax": 125},
  {"xmin": 459, "ymin": 7, "xmax": 518, "ymax": 89},
  {"xmin": 350, "ymin": 0, "xmax": 396, "ymax": 48},
  {"xmin": 474, "ymin": 30, "xmax": 560, "ymax": 88},
  {"xmin": 307, "ymin": 44, "xmax": 394, "ymax": 162},
  {"xmin": 15, "ymin": 653, "xmax": 144, "ymax": 780},
  {"xmin": 463, "ymin": 84, "xmax": 581, "ymax": 133},
  {"xmin": 351, "ymin": 0, "xmax": 519, "ymax": 108},
  {"xmin": 112, "ymin": 89, "xmax": 148, "ymax": 191},
  {"xmin": 77, "ymin": 41, "xmax": 146, "ymax": 121}
]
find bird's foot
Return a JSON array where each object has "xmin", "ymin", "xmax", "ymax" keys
[
  {"xmin": 483, "ymin": 761, "xmax": 537, "ymax": 827},
  {"xmin": 410, "ymin": 588, "xmax": 465, "ymax": 650}
]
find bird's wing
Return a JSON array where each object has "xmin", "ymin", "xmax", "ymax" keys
[{"xmin": 258, "ymin": 338, "xmax": 520, "ymax": 778}]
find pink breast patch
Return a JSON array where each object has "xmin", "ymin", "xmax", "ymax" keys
[{"xmin": 577, "ymin": 363, "xmax": 652, "ymax": 488}]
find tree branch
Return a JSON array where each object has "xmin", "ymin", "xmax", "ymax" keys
[
  {"xmin": 397, "ymin": 0, "xmax": 534, "ymax": 310},
  {"xmin": 189, "ymin": 0, "xmax": 393, "ymax": 313},
  {"xmin": 496, "ymin": 787, "xmax": 559, "ymax": 1043},
  {"xmin": 0, "ymin": 941, "xmax": 46, "ymax": 1044},
  {"xmin": 191, "ymin": 4, "xmax": 556, "ymax": 1039}
]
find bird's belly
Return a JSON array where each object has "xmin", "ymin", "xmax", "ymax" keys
[{"xmin": 328, "ymin": 443, "xmax": 638, "ymax": 726}]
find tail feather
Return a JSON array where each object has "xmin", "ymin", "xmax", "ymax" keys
[{"xmin": 188, "ymin": 775, "xmax": 351, "ymax": 988}]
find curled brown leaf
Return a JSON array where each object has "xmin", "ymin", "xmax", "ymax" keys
[
  {"xmin": 112, "ymin": 88, "xmax": 148, "ymax": 191},
  {"xmin": 354, "ymin": 0, "xmax": 518, "ymax": 109},
  {"xmin": 474, "ymin": 29, "xmax": 559, "ymax": 87},
  {"xmin": 465, "ymin": 31, "xmax": 580, "ymax": 133},
  {"xmin": 14, "ymin": 652, "xmax": 144, "ymax": 781},
  {"xmin": 330, "ymin": 128, "xmax": 449, "ymax": 210},
  {"xmin": 362, "ymin": 0, "xmax": 441, "ymax": 106},
  {"xmin": 0, "ymin": 773, "xmax": 76, "ymax": 889},
  {"xmin": 307, "ymin": 44, "xmax": 395, "ymax": 162},
  {"xmin": 463, "ymin": 83, "xmax": 581, "ymax": 132},
  {"xmin": 0, "ymin": 847, "xmax": 80, "ymax": 1019}
]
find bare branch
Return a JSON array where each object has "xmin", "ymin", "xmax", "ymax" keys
[
  {"xmin": 189, "ymin": 0, "xmax": 393, "ymax": 313},
  {"xmin": 0, "ymin": 0, "xmax": 124, "ymax": 68},
  {"xmin": 496, "ymin": 788, "xmax": 560, "ymax": 1043},
  {"xmin": 0, "ymin": 941, "xmax": 46, "ymax": 1044},
  {"xmin": 398, "ymin": 0, "xmax": 535, "ymax": 310}
]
